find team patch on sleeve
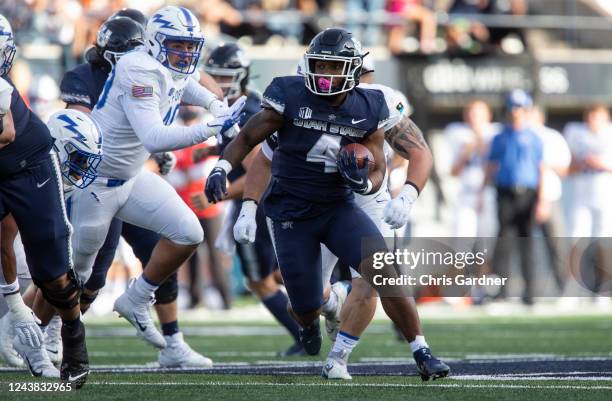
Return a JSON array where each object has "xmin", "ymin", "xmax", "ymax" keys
[{"xmin": 131, "ymin": 85, "xmax": 154, "ymax": 98}]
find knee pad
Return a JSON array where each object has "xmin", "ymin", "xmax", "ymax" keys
[
  {"xmin": 34, "ymin": 269, "xmax": 82, "ymax": 311},
  {"xmin": 154, "ymin": 273, "xmax": 178, "ymax": 304}
]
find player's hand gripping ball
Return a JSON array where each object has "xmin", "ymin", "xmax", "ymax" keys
[{"xmin": 336, "ymin": 143, "xmax": 373, "ymax": 194}]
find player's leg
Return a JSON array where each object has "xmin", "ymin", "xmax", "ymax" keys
[
  {"xmin": 121, "ymin": 222, "xmax": 212, "ymax": 367},
  {"xmin": 1, "ymin": 155, "xmax": 90, "ymax": 386},
  {"xmin": 114, "ymin": 170, "xmax": 203, "ymax": 349},
  {"xmin": 267, "ymin": 216, "xmax": 324, "ymax": 355},
  {"xmin": 319, "ymin": 245, "xmax": 351, "ymax": 341},
  {"xmin": 323, "ymin": 201, "xmax": 449, "ymax": 380},
  {"xmin": 236, "ymin": 204, "xmax": 303, "ymax": 356},
  {"xmin": 80, "ymin": 218, "xmax": 123, "ymax": 313}
]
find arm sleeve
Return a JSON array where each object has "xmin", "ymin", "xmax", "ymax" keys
[
  {"xmin": 117, "ymin": 63, "xmax": 210, "ymax": 153},
  {"xmin": 182, "ymin": 77, "xmax": 219, "ymax": 109},
  {"xmin": 261, "ymin": 133, "xmax": 278, "ymax": 161},
  {"xmin": 375, "ymin": 91, "xmax": 390, "ymax": 133},
  {"xmin": 60, "ymin": 70, "xmax": 93, "ymax": 109}
]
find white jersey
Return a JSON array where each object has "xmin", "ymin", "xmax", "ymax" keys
[
  {"xmin": 355, "ymin": 83, "xmax": 409, "ymax": 205},
  {"xmin": 91, "ymin": 50, "xmax": 190, "ymax": 180}
]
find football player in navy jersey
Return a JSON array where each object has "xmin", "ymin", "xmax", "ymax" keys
[
  {"xmin": 57, "ymin": 11, "xmax": 213, "ymax": 367},
  {"xmin": 0, "ymin": 14, "xmax": 89, "ymax": 387},
  {"xmin": 206, "ymin": 28, "xmax": 420, "ymax": 357},
  {"xmin": 195, "ymin": 43, "xmax": 304, "ymax": 356}
]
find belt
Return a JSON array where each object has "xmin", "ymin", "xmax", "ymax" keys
[
  {"xmin": 497, "ymin": 185, "xmax": 535, "ymax": 195},
  {"xmin": 97, "ymin": 177, "xmax": 127, "ymax": 187}
]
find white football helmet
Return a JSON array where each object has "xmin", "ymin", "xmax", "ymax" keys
[
  {"xmin": 145, "ymin": 6, "xmax": 205, "ymax": 78},
  {"xmin": 0, "ymin": 15, "xmax": 16, "ymax": 77},
  {"xmin": 48, "ymin": 110, "xmax": 102, "ymax": 189}
]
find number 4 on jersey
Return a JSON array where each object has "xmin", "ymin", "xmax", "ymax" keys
[{"xmin": 306, "ymin": 134, "xmax": 342, "ymax": 173}]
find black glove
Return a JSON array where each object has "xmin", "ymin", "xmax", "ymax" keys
[
  {"xmin": 205, "ymin": 164, "xmax": 229, "ymax": 203},
  {"xmin": 336, "ymin": 150, "xmax": 370, "ymax": 194}
]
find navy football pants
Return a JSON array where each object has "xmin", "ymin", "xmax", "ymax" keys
[
  {"xmin": 268, "ymin": 200, "xmax": 387, "ymax": 314},
  {"xmin": 0, "ymin": 155, "xmax": 71, "ymax": 282}
]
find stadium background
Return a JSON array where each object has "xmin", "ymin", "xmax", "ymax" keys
[{"xmin": 0, "ymin": 1, "xmax": 611, "ymax": 399}]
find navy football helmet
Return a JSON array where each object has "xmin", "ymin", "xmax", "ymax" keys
[
  {"xmin": 110, "ymin": 8, "xmax": 148, "ymax": 28},
  {"xmin": 204, "ymin": 43, "xmax": 250, "ymax": 100},
  {"xmin": 95, "ymin": 17, "xmax": 145, "ymax": 68},
  {"xmin": 303, "ymin": 28, "xmax": 364, "ymax": 96}
]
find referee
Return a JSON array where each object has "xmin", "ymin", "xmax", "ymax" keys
[{"xmin": 482, "ymin": 90, "xmax": 543, "ymax": 305}]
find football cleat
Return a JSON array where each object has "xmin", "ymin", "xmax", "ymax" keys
[
  {"xmin": 299, "ymin": 320, "xmax": 322, "ymax": 356},
  {"xmin": 0, "ymin": 314, "xmax": 23, "ymax": 367},
  {"xmin": 113, "ymin": 286, "xmax": 167, "ymax": 349},
  {"xmin": 278, "ymin": 342, "xmax": 306, "ymax": 357},
  {"xmin": 13, "ymin": 335, "xmax": 60, "ymax": 378},
  {"xmin": 321, "ymin": 349, "xmax": 352, "ymax": 380},
  {"xmin": 413, "ymin": 347, "xmax": 450, "ymax": 381},
  {"xmin": 158, "ymin": 332, "xmax": 213, "ymax": 368},
  {"xmin": 44, "ymin": 315, "xmax": 63, "ymax": 366},
  {"xmin": 60, "ymin": 320, "xmax": 89, "ymax": 389},
  {"xmin": 322, "ymin": 281, "xmax": 349, "ymax": 342}
]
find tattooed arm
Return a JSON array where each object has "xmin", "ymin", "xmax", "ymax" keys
[{"xmin": 384, "ymin": 114, "xmax": 433, "ymax": 191}]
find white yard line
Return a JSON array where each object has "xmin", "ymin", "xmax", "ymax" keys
[{"xmin": 83, "ymin": 381, "xmax": 612, "ymax": 390}]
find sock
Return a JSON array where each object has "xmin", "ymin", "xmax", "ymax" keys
[
  {"xmin": 0, "ymin": 279, "xmax": 19, "ymax": 296},
  {"xmin": 332, "ymin": 331, "xmax": 359, "ymax": 355},
  {"xmin": 321, "ymin": 289, "xmax": 338, "ymax": 315},
  {"xmin": 131, "ymin": 275, "xmax": 159, "ymax": 303},
  {"xmin": 62, "ymin": 316, "xmax": 82, "ymax": 330},
  {"xmin": 161, "ymin": 320, "xmax": 179, "ymax": 337},
  {"xmin": 409, "ymin": 335, "xmax": 429, "ymax": 353},
  {"xmin": 262, "ymin": 290, "xmax": 301, "ymax": 343}
]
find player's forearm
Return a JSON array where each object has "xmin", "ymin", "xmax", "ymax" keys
[
  {"xmin": 183, "ymin": 77, "xmax": 220, "ymax": 109},
  {"xmin": 243, "ymin": 150, "xmax": 272, "ymax": 202},
  {"xmin": 405, "ymin": 146, "xmax": 433, "ymax": 191},
  {"xmin": 0, "ymin": 111, "xmax": 15, "ymax": 149}
]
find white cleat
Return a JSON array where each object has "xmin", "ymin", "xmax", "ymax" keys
[
  {"xmin": 321, "ymin": 350, "xmax": 352, "ymax": 380},
  {"xmin": 113, "ymin": 289, "xmax": 167, "ymax": 349},
  {"xmin": 323, "ymin": 282, "xmax": 349, "ymax": 342},
  {"xmin": 44, "ymin": 315, "xmax": 63, "ymax": 366},
  {"xmin": 0, "ymin": 314, "xmax": 23, "ymax": 367},
  {"xmin": 13, "ymin": 336, "xmax": 60, "ymax": 378},
  {"xmin": 158, "ymin": 332, "xmax": 213, "ymax": 368}
]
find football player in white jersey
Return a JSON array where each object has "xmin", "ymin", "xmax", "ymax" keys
[
  {"xmin": 68, "ymin": 6, "xmax": 245, "ymax": 349},
  {"xmin": 0, "ymin": 108, "xmax": 102, "ymax": 379},
  {"xmin": 233, "ymin": 56, "xmax": 450, "ymax": 381}
]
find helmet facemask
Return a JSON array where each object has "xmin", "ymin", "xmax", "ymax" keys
[
  {"xmin": 205, "ymin": 66, "xmax": 247, "ymax": 100},
  {"xmin": 0, "ymin": 38, "xmax": 15, "ymax": 76},
  {"xmin": 59, "ymin": 142, "xmax": 102, "ymax": 189},
  {"xmin": 304, "ymin": 54, "xmax": 362, "ymax": 96},
  {"xmin": 156, "ymin": 34, "xmax": 204, "ymax": 76}
]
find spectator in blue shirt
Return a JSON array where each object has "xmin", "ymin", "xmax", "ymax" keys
[{"xmin": 482, "ymin": 89, "xmax": 543, "ymax": 305}]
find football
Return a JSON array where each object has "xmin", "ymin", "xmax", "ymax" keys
[{"xmin": 339, "ymin": 143, "xmax": 375, "ymax": 170}]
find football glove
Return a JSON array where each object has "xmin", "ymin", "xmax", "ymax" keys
[
  {"xmin": 204, "ymin": 95, "xmax": 246, "ymax": 138},
  {"xmin": 383, "ymin": 184, "xmax": 418, "ymax": 229},
  {"xmin": 205, "ymin": 159, "xmax": 232, "ymax": 203},
  {"xmin": 336, "ymin": 150, "xmax": 371, "ymax": 194},
  {"xmin": 233, "ymin": 200, "xmax": 258, "ymax": 244},
  {"xmin": 152, "ymin": 152, "xmax": 177, "ymax": 175}
]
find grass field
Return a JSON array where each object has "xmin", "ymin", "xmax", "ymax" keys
[{"xmin": 1, "ymin": 314, "xmax": 611, "ymax": 400}]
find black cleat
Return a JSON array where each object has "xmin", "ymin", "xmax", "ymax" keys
[
  {"xmin": 299, "ymin": 320, "xmax": 322, "ymax": 356},
  {"xmin": 278, "ymin": 342, "xmax": 307, "ymax": 357},
  {"xmin": 413, "ymin": 347, "xmax": 450, "ymax": 381},
  {"xmin": 60, "ymin": 319, "xmax": 90, "ymax": 390}
]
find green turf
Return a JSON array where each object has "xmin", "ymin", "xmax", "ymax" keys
[{"xmin": 0, "ymin": 314, "xmax": 610, "ymax": 400}]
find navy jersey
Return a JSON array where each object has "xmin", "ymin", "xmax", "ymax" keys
[
  {"xmin": 60, "ymin": 62, "xmax": 109, "ymax": 110},
  {"xmin": 0, "ymin": 76, "xmax": 53, "ymax": 177},
  {"xmin": 261, "ymin": 75, "xmax": 389, "ymax": 220},
  {"xmin": 219, "ymin": 90, "xmax": 262, "ymax": 182}
]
